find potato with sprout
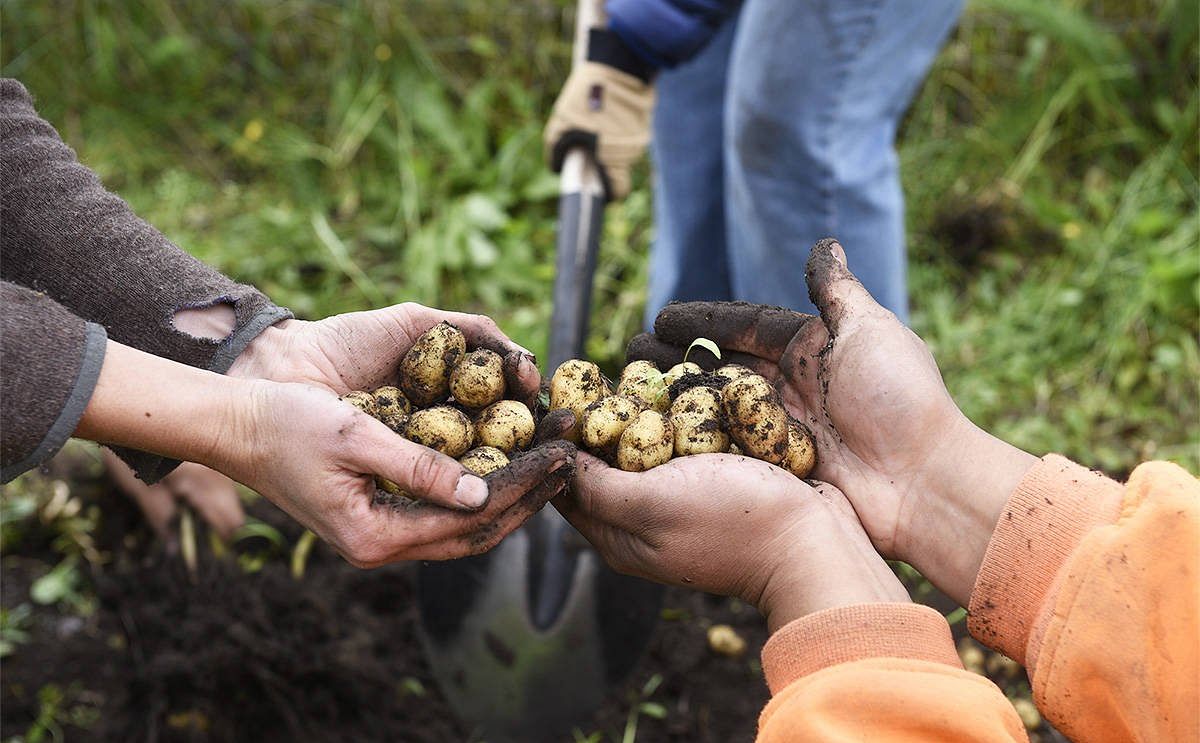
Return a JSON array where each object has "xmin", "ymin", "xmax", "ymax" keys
[
  {"xmin": 616, "ymin": 360, "xmax": 667, "ymax": 412},
  {"xmin": 663, "ymin": 361, "xmax": 702, "ymax": 388}
]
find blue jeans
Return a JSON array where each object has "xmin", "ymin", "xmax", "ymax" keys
[{"xmin": 645, "ymin": 0, "xmax": 964, "ymax": 325}]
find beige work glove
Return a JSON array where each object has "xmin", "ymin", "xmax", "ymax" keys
[{"xmin": 544, "ymin": 30, "xmax": 656, "ymax": 202}]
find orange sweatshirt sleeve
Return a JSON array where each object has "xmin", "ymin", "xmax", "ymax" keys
[
  {"xmin": 757, "ymin": 604, "xmax": 1028, "ymax": 742},
  {"xmin": 967, "ymin": 456, "xmax": 1199, "ymax": 742}
]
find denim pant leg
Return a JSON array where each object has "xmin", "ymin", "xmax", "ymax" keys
[
  {"xmin": 643, "ymin": 21, "xmax": 739, "ymax": 330},
  {"xmin": 724, "ymin": 0, "xmax": 964, "ymax": 320}
]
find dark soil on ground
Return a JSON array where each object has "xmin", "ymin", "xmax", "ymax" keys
[
  {"xmin": 2, "ymin": 461, "xmax": 1061, "ymax": 742},
  {"xmin": 1, "ymin": 472, "xmax": 770, "ymax": 742}
]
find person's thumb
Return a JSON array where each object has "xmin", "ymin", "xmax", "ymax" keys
[
  {"xmin": 355, "ymin": 420, "xmax": 488, "ymax": 512},
  {"xmin": 804, "ymin": 238, "xmax": 888, "ymax": 335}
]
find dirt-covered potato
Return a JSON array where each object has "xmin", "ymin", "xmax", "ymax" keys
[
  {"xmin": 459, "ymin": 446, "xmax": 510, "ymax": 476},
  {"xmin": 474, "ymin": 400, "xmax": 535, "ymax": 454},
  {"xmin": 449, "ymin": 349, "xmax": 506, "ymax": 409},
  {"xmin": 399, "ymin": 321, "xmax": 467, "ymax": 407},
  {"xmin": 669, "ymin": 386, "xmax": 729, "ymax": 456},
  {"xmin": 371, "ymin": 386, "xmax": 411, "ymax": 433},
  {"xmin": 405, "ymin": 405, "xmax": 474, "ymax": 458},
  {"xmin": 781, "ymin": 419, "xmax": 817, "ymax": 479},
  {"xmin": 340, "ymin": 390, "xmax": 376, "ymax": 416},
  {"xmin": 616, "ymin": 410, "xmax": 674, "ymax": 472},
  {"xmin": 376, "ymin": 477, "xmax": 407, "ymax": 497},
  {"xmin": 581, "ymin": 395, "xmax": 643, "ymax": 459},
  {"xmin": 550, "ymin": 360, "xmax": 610, "ymax": 441},
  {"xmin": 713, "ymin": 364, "xmax": 754, "ymax": 383},
  {"xmin": 616, "ymin": 360, "xmax": 667, "ymax": 412},
  {"xmin": 721, "ymin": 374, "xmax": 788, "ymax": 465},
  {"xmin": 663, "ymin": 361, "xmax": 702, "ymax": 388}
]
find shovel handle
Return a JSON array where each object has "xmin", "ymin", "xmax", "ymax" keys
[{"xmin": 548, "ymin": 149, "xmax": 606, "ymax": 372}]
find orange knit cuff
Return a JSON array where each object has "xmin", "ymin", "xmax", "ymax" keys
[
  {"xmin": 760, "ymin": 603, "xmax": 961, "ymax": 694},
  {"xmin": 967, "ymin": 454, "xmax": 1122, "ymax": 665}
]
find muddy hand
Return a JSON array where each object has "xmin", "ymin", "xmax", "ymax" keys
[
  {"xmin": 228, "ymin": 303, "xmax": 541, "ymax": 410},
  {"xmin": 211, "ymin": 380, "xmax": 576, "ymax": 567},
  {"xmin": 556, "ymin": 452, "xmax": 907, "ymax": 630},
  {"xmin": 627, "ymin": 239, "xmax": 1036, "ymax": 604}
]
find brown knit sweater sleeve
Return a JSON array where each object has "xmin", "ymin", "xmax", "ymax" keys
[
  {"xmin": 1, "ymin": 281, "xmax": 107, "ymax": 482},
  {"xmin": 0, "ymin": 78, "xmax": 291, "ymax": 481}
]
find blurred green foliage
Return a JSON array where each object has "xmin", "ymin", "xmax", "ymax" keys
[{"xmin": 1, "ymin": 0, "xmax": 1196, "ymax": 480}]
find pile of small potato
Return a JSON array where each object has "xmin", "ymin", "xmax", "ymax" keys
[
  {"xmin": 338, "ymin": 321, "xmax": 536, "ymax": 497},
  {"xmin": 339, "ymin": 322, "xmax": 815, "ymax": 497},
  {"xmin": 549, "ymin": 356, "xmax": 817, "ymax": 477}
]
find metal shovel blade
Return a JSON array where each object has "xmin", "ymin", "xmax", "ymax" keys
[
  {"xmin": 415, "ymin": 149, "xmax": 663, "ymax": 741},
  {"xmin": 416, "ymin": 524, "xmax": 663, "ymax": 742}
]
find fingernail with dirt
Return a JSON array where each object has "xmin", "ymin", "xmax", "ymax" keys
[{"xmin": 454, "ymin": 474, "xmax": 489, "ymax": 509}]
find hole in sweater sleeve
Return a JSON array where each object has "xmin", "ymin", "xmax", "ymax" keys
[{"xmin": 172, "ymin": 302, "xmax": 236, "ymax": 342}]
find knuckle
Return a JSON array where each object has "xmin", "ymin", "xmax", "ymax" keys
[
  {"xmin": 474, "ymin": 314, "xmax": 501, "ymax": 336},
  {"xmin": 401, "ymin": 446, "xmax": 451, "ymax": 495},
  {"xmin": 469, "ymin": 532, "xmax": 501, "ymax": 557}
]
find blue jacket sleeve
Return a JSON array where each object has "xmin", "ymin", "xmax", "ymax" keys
[{"xmin": 607, "ymin": 0, "xmax": 741, "ymax": 69}]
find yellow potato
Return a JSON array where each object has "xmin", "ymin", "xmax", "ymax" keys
[
  {"xmin": 616, "ymin": 360, "xmax": 667, "ymax": 412},
  {"xmin": 580, "ymin": 395, "xmax": 643, "ymax": 458},
  {"xmin": 376, "ymin": 477, "xmax": 408, "ymax": 498},
  {"xmin": 713, "ymin": 364, "xmax": 754, "ymax": 384},
  {"xmin": 663, "ymin": 361, "xmax": 702, "ymax": 389},
  {"xmin": 405, "ymin": 405, "xmax": 474, "ymax": 458},
  {"xmin": 707, "ymin": 624, "xmax": 747, "ymax": 658},
  {"xmin": 474, "ymin": 400, "xmax": 535, "ymax": 454},
  {"xmin": 549, "ymin": 359, "xmax": 610, "ymax": 441},
  {"xmin": 1013, "ymin": 698, "xmax": 1041, "ymax": 731},
  {"xmin": 616, "ymin": 410, "xmax": 673, "ymax": 472},
  {"xmin": 449, "ymin": 349, "xmax": 506, "ymax": 409},
  {"xmin": 459, "ymin": 446, "xmax": 510, "ymax": 477},
  {"xmin": 372, "ymin": 386, "xmax": 411, "ymax": 433},
  {"xmin": 669, "ymin": 386, "xmax": 729, "ymax": 456},
  {"xmin": 721, "ymin": 374, "xmax": 788, "ymax": 465},
  {"xmin": 399, "ymin": 321, "xmax": 467, "ymax": 407},
  {"xmin": 781, "ymin": 419, "xmax": 818, "ymax": 478},
  {"xmin": 340, "ymin": 390, "xmax": 376, "ymax": 416}
]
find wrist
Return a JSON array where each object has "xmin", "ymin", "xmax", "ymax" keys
[
  {"xmin": 757, "ymin": 515, "xmax": 911, "ymax": 633},
  {"xmin": 76, "ymin": 340, "xmax": 254, "ymax": 471},
  {"xmin": 898, "ymin": 415, "xmax": 1039, "ymax": 606},
  {"xmin": 226, "ymin": 318, "xmax": 295, "ymax": 380}
]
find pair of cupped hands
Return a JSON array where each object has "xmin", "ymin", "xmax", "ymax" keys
[{"xmin": 128, "ymin": 239, "xmax": 1034, "ymax": 629}]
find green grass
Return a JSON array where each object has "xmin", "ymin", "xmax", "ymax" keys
[{"xmin": 2, "ymin": 1, "xmax": 1194, "ymax": 478}]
